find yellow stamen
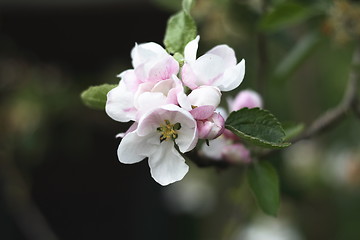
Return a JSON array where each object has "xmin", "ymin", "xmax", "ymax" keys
[{"xmin": 157, "ymin": 119, "xmax": 181, "ymax": 142}]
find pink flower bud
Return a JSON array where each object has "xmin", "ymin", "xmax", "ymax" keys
[
  {"xmin": 230, "ymin": 89, "xmax": 263, "ymax": 111},
  {"xmin": 222, "ymin": 143, "xmax": 251, "ymax": 164},
  {"xmin": 197, "ymin": 112, "xmax": 225, "ymax": 139},
  {"xmin": 222, "ymin": 128, "xmax": 239, "ymax": 141}
]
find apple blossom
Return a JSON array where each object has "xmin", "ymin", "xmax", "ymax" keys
[
  {"xmin": 117, "ymin": 104, "xmax": 198, "ymax": 186},
  {"xmin": 201, "ymin": 138, "xmax": 251, "ymax": 164},
  {"xmin": 107, "ymin": 74, "xmax": 186, "ymax": 122},
  {"xmin": 228, "ymin": 89, "xmax": 263, "ymax": 112},
  {"xmin": 222, "ymin": 144, "xmax": 251, "ymax": 164},
  {"xmin": 106, "ymin": 42, "xmax": 179, "ymax": 122},
  {"xmin": 182, "ymin": 36, "xmax": 245, "ymax": 92},
  {"xmin": 201, "ymin": 89, "xmax": 263, "ymax": 163},
  {"xmin": 197, "ymin": 112, "xmax": 225, "ymax": 140}
]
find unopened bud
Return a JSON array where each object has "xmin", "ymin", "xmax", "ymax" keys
[{"xmin": 197, "ymin": 112, "xmax": 225, "ymax": 140}]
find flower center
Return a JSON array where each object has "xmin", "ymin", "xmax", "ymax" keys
[{"xmin": 157, "ymin": 120, "xmax": 181, "ymax": 142}]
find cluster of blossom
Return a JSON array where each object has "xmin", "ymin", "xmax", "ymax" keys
[
  {"xmin": 201, "ymin": 89, "xmax": 263, "ymax": 164},
  {"xmin": 105, "ymin": 36, "xmax": 245, "ymax": 185}
]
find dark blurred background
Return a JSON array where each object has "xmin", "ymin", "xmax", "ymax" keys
[
  {"xmin": 1, "ymin": 0, "xmax": 360, "ymax": 240},
  {"xmin": 0, "ymin": 1, "xmax": 180, "ymax": 239}
]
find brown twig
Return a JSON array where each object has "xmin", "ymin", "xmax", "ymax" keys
[{"xmin": 292, "ymin": 43, "xmax": 360, "ymax": 143}]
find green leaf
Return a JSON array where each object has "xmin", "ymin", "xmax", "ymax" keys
[
  {"xmin": 182, "ymin": 0, "xmax": 194, "ymax": 14},
  {"xmin": 259, "ymin": 1, "xmax": 317, "ymax": 32},
  {"xmin": 225, "ymin": 108, "xmax": 290, "ymax": 148},
  {"xmin": 81, "ymin": 84, "xmax": 117, "ymax": 110},
  {"xmin": 282, "ymin": 122, "xmax": 305, "ymax": 141},
  {"xmin": 164, "ymin": 11, "xmax": 197, "ymax": 54},
  {"xmin": 273, "ymin": 32, "xmax": 323, "ymax": 83},
  {"xmin": 247, "ymin": 161, "xmax": 280, "ymax": 216},
  {"xmin": 173, "ymin": 52, "xmax": 185, "ymax": 65}
]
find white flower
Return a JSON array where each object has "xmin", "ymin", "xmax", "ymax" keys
[
  {"xmin": 105, "ymin": 42, "xmax": 179, "ymax": 122},
  {"xmin": 182, "ymin": 36, "xmax": 245, "ymax": 92},
  {"xmin": 106, "ymin": 74, "xmax": 185, "ymax": 122},
  {"xmin": 117, "ymin": 104, "xmax": 198, "ymax": 186}
]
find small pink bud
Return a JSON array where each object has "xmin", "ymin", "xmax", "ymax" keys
[
  {"xmin": 230, "ymin": 89, "xmax": 263, "ymax": 111},
  {"xmin": 197, "ymin": 112, "xmax": 225, "ymax": 139},
  {"xmin": 222, "ymin": 143, "xmax": 251, "ymax": 164},
  {"xmin": 222, "ymin": 129, "xmax": 239, "ymax": 141},
  {"xmin": 190, "ymin": 105, "xmax": 215, "ymax": 120}
]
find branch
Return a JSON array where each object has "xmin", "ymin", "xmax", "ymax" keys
[{"xmin": 292, "ymin": 43, "xmax": 360, "ymax": 143}]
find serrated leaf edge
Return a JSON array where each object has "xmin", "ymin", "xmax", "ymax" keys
[{"xmin": 225, "ymin": 108, "xmax": 291, "ymax": 149}]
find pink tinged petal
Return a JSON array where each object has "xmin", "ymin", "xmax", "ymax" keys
[
  {"xmin": 166, "ymin": 75, "xmax": 185, "ymax": 105},
  {"xmin": 105, "ymin": 81, "xmax": 136, "ymax": 122},
  {"xmin": 206, "ymin": 44, "xmax": 237, "ymax": 67},
  {"xmin": 192, "ymin": 54, "xmax": 226, "ymax": 86},
  {"xmin": 162, "ymin": 105, "xmax": 198, "ymax": 152},
  {"xmin": 118, "ymin": 70, "xmax": 142, "ymax": 92},
  {"xmin": 151, "ymin": 78, "xmax": 175, "ymax": 95},
  {"xmin": 190, "ymin": 105, "xmax": 215, "ymax": 120},
  {"xmin": 181, "ymin": 64, "xmax": 198, "ymax": 90},
  {"xmin": 131, "ymin": 42, "xmax": 168, "ymax": 68},
  {"xmin": 215, "ymin": 59, "xmax": 245, "ymax": 92},
  {"xmin": 197, "ymin": 112, "xmax": 225, "ymax": 140},
  {"xmin": 187, "ymin": 86, "xmax": 221, "ymax": 107},
  {"xmin": 200, "ymin": 136, "xmax": 229, "ymax": 160},
  {"xmin": 161, "ymin": 104, "xmax": 198, "ymax": 152},
  {"xmin": 115, "ymin": 122, "xmax": 138, "ymax": 138},
  {"xmin": 184, "ymin": 35, "xmax": 200, "ymax": 62},
  {"xmin": 136, "ymin": 104, "xmax": 198, "ymax": 152},
  {"xmin": 222, "ymin": 143, "xmax": 252, "ymax": 164},
  {"xmin": 167, "ymin": 88, "xmax": 179, "ymax": 105},
  {"xmin": 136, "ymin": 107, "xmax": 166, "ymax": 136},
  {"xmin": 197, "ymin": 121, "xmax": 211, "ymax": 139},
  {"xmin": 148, "ymin": 56, "xmax": 179, "ymax": 82},
  {"xmin": 136, "ymin": 92, "xmax": 167, "ymax": 121},
  {"xmin": 216, "ymin": 107, "xmax": 228, "ymax": 120},
  {"xmin": 148, "ymin": 141, "xmax": 189, "ymax": 186},
  {"xmin": 117, "ymin": 131, "xmax": 158, "ymax": 164},
  {"xmin": 177, "ymin": 90, "xmax": 192, "ymax": 110},
  {"xmin": 175, "ymin": 124, "xmax": 198, "ymax": 153},
  {"xmin": 222, "ymin": 128, "xmax": 240, "ymax": 141},
  {"xmin": 230, "ymin": 89, "xmax": 263, "ymax": 111},
  {"xmin": 134, "ymin": 82, "xmax": 156, "ymax": 101}
]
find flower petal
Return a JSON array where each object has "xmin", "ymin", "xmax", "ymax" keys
[
  {"xmin": 131, "ymin": 42, "xmax": 168, "ymax": 68},
  {"xmin": 230, "ymin": 89, "xmax": 263, "ymax": 111},
  {"xmin": 148, "ymin": 141, "xmax": 189, "ymax": 186},
  {"xmin": 184, "ymin": 35, "xmax": 200, "ymax": 62},
  {"xmin": 206, "ymin": 44, "xmax": 237, "ymax": 67},
  {"xmin": 118, "ymin": 70, "xmax": 142, "ymax": 92},
  {"xmin": 192, "ymin": 54, "xmax": 225, "ymax": 86},
  {"xmin": 117, "ymin": 131, "xmax": 158, "ymax": 164},
  {"xmin": 136, "ymin": 92, "xmax": 167, "ymax": 119},
  {"xmin": 215, "ymin": 59, "xmax": 245, "ymax": 91},
  {"xmin": 181, "ymin": 64, "xmax": 198, "ymax": 90},
  {"xmin": 175, "ymin": 123, "xmax": 198, "ymax": 153},
  {"xmin": 105, "ymin": 81, "xmax": 136, "ymax": 122},
  {"xmin": 187, "ymin": 86, "xmax": 221, "ymax": 107},
  {"xmin": 190, "ymin": 105, "xmax": 215, "ymax": 120},
  {"xmin": 200, "ymin": 136, "xmax": 229, "ymax": 160},
  {"xmin": 147, "ymin": 56, "xmax": 179, "ymax": 82},
  {"xmin": 116, "ymin": 122, "xmax": 138, "ymax": 138}
]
